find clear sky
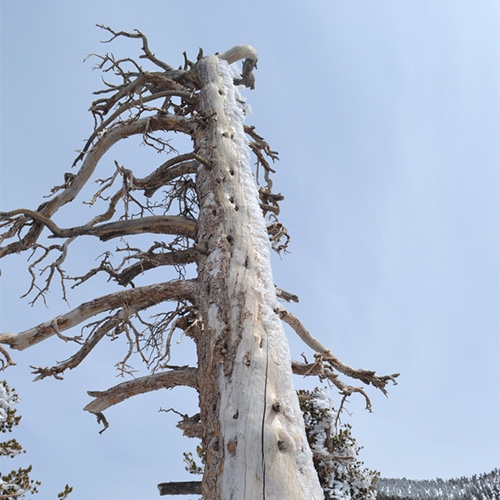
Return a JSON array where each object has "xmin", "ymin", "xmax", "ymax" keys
[{"xmin": 1, "ymin": 1, "xmax": 499, "ymax": 499}]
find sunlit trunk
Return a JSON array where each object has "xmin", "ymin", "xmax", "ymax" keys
[{"xmin": 194, "ymin": 55, "xmax": 323, "ymax": 500}]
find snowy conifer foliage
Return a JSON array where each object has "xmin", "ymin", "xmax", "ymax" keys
[
  {"xmin": 0, "ymin": 381, "xmax": 19, "ymax": 425},
  {"xmin": 0, "ymin": 381, "xmax": 72, "ymax": 499},
  {"xmin": 299, "ymin": 388, "xmax": 379, "ymax": 500},
  {"xmin": 0, "ymin": 381, "xmax": 40, "ymax": 498}
]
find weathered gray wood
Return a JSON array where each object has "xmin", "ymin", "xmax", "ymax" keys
[
  {"xmin": 84, "ymin": 368, "xmax": 198, "ymax": 414},
  {"xmin": 0, "ymin": 35, "xmax": 399, "ymax": 500},
  {"xmin": 0, "ymin": 114, "xmax": 195, "ymax": 258},
  {"xmin": 0, "ymin": 280, "xmax": 196, "ymax": 350},
  {"xmin": 52, "ymin": 215, "xmax": 196, "ymax": 241},
  {"xmin": 193, "ymin": 54, "xmax": 323, "ymax": 500}
]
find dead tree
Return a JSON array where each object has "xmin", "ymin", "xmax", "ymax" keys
[{"xmin": 0, "ymin": 27, "xmax": 398, "ymax": 499}]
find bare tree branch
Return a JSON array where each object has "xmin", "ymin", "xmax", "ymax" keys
[
  {"xmin": 0, "ymin": 210, "xmax": 196, "ymax": 242},
  {"xmin": 31, "ymin": 315, "xmax": 122, "ymax": 381},
  {"xmin": 175, "ymin": 412, "xmax": 203, "ymax": 439},
  {"xmin": 85, "ymin": 72, "xmax": 187, "ymax": 131},
  {"xmin": 0, "ymin": 115, "xmax": 196, "ymax": 258},
  {"xmin": 53, "ymin": 216, "xmax": 196, "ymax": 241},
  {"xmin": 312, "ymin": 450, "xmax": 355, "ymax": 462},
  {"xmin": 0, "ymin": 345, "xmax": 15, "ymax": 370},
  {"xmin": 135, "ymin": 153, "xmax": 202, "ymax": 198},
  {"xmin": 275, "ymin": 287, "xmax": 299, "ymax": 303},
  {"xmin": 157, "ymin": 481, "xmax": 202, "ymax": 496},
  {"xmin": 278, "ymin": 307, "xmax": 399, "ymax": 395},
  {"xmin": 97, "ymin": 25, "xmax": 176, "ymax": 73},
  {"xmin": 117, "ymin": 247, "xmax": 198, "ymax": 286},
  {"xmin": 84, "ymin": 367, "xmax": 198, "ymax": 414},
  {"xmin": 292, "ymin": 360, "xmax": 374, "ymax": 411},
  {"xmin": 90, "ymin": 89, "xmax": 196, "ymax": 141},
  {"xmin": 218, "ymin": 45, "xmax": 258, "ymax": 89},
  {"xmin": 0, "ymin": 279, "xmax": 197, "ymax": 351}
]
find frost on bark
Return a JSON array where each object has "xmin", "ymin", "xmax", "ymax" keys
[{"xmin": 0, "ymin": 27, "xmax": 398, "ymax": 500}]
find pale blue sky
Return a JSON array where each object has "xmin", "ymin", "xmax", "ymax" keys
[{"xmin": 1, "ymin": 1, "xmax": 499, "ymax": 499}]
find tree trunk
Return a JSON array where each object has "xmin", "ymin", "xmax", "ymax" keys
[{"xmin": 194, "ymin": 56, "xmax": 324, "ymax": 499}]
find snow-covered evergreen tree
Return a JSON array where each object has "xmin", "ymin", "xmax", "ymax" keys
[
  {"xmin": 376, "ymin": 468, "xmax": 500, "ymax": 500},
  {"xmin": 0, "ymin": 381, "xmax": 40, "ymax": 498},
  {"xmin": 0, "ymin": 381, "xmax": 72, "ymax": 499},
  {"xmin": 299, "ymin": 388, "xmax": 379, "ymax": 500}
]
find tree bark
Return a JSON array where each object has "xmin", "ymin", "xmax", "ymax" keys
[{"xmin": 194, "ymin": 55, "xmax": 323, "ymax": 500}]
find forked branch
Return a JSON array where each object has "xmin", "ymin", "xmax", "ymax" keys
[
  {"xmin": 97, "ymin": 25, "xmax": 177, "ymax": 73},
  {"xmin": 31, "ymin": 315, "xmax": 122, "ymax": 381},
  {"xmin": 278, "ymin": 307, "xmax": 399, "ymax": 397},
  {"xmin": 116, "ymin": 247, "xmax": 198, "ymax": 286},
  {"xmin": 0, "ymin": 280, "xmax": 197, "ymax": 351},
  {"xmin": 0, "ymin": 115, "xmax": 195, "ymax": 258},
  {"xmin": 292, "ymin": 360, "xmax": 373, "ymax": 411}
]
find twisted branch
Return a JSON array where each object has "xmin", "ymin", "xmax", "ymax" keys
[
  {"xmin": 116, "ymin": 247, "xmax": 198, "ymax": 286},
  {"xmin": 0, "ymin": 115, "xmax": 195, "ymax": 258},
  {"xmin": 31, "ymin": 314, "xmax": 122, "ymax": 381},
  {"xmin": 84, "ymin": 367, "xmax": 198, "ymax": 432},
  {"xmin": 278, "ymin": 307, "xmax": 399, "ymax": 397},
  {"xmin": 292, "ymin": 360, "xmax": 373, "ymax": 411},
  {"xmin": 0, "ymin": 279, "xmax": 197, "ymax": 351},
  {"xmin": 97, "ymin": 25, "xmax": 176, "ymax": 73},
  {"xmin": 0, "ymin": 210, "xmax": 196, "ymax": 242}
]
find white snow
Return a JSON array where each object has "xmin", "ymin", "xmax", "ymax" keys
[
  {"xmin": 0, "ymin": 381, "xmax": 19, "ymax": 422},
  {"xmin": 305, "ymin": 389, "xmax": 377, "ymax": 500}
]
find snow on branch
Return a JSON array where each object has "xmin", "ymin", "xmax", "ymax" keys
[{"xmin": 218, "ymin": 45, "xmax": 258, "ymax": 89}]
